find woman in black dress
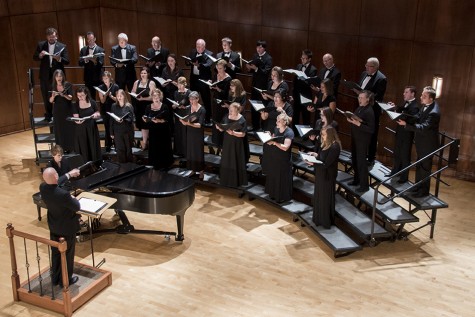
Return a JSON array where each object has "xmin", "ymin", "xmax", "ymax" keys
[
  {"xmin": 173, "ymin": 77, "xmax": 191, "ymax": 157},
  {"xmin": 264, "ymin": 113, "xmax": 294, "ymax": 203},
  {"xmin": 261, "ymin": 66, "xmax": 289, "ymax": 104},
  {"xmin": 348, "ymin": 90, "xmax": 375, "ymax": 193},
  {"xmin": 144, "ymin": 89, "xmax": 174, "ymax": 170},
  {"xmin": 261, "ymin": 90, "xmax": 293, "ymax": 174},
  {"xmin": 180, "ymin": 91, "xmax": 206, "ymax": 178},
  {"xmin": 47, "ymin": 144, "xmax": 71, "ymax": 176},
  {"xmin": 131, "ymin": 66, "xmax": 156, "ymax": 150},
  {"xmin": 72, "ymin": 86, "xmax": 102, "ymax": 162},
  {"xmin": 307, "ymin": 78, "xmax": 337, "ymax": 125},
  {"xmin": 110, "ymin": 89, "xmax": 135, "ymax": 163},
  {"xmin": 49, "ymin": 69, "xmax": 75, "ymax": 153},
  {"xmin": 309, "ymin": 107, "xmax": 339, "ymax": 152},
  {"xmin": 227, "ymin": 79, "xmax": 247, "ymax": 109},
  {"xmin": 305, "ymin": 126, "xmax": 341, "ymax": 228},
  {"xmin": 210, "ymin": 59, "xmax": 232, "ymax": 150},
  {"xmin": 160, "ymin": 54, "xmax": 184, "ymax": 104},
  {"xmin": 97, "ymin": 71, "xmax": 119, "ymax": 152},
  {"xmin": 217, "ymin": 103, "xmax": 248, "ymax": 187}
]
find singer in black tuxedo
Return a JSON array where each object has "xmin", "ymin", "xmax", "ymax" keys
[
  {"xmin": 186, "ymin": 39, "xmax": 214, "ymax": 122},
  {"xmin": 398, "ymin": 87, "xmax": 440, "ymax": 197},
  {"xmin": 247, "ymin": 40, "xmax": 272, "ymax": 130},
  {"xmin": 318, "ymin": 53, "xmax": 341, "ymax": 97},
  {"xmin": 358, "ymin": 57, "xmax": 387, "ymax": 164},
  {"xmin": 40, "ymin": 167, "xmax": 80, "ymax": 287},
  {"xmin": 78, "ymin": 32, "xmax": 104, "ymax": 98},
  {"xmin": 292, "ymin": 49, "xmax": 318, "ymax": 125},
  {"xmin": 146, "ymin": 36, "xmax": 170, "ymax": 81},
  {"xmin": 388, "ymin": 86, "xmax": 420, "ymax": 182},
  {"xmin": 216, "ymin": 37, "xmax": 241, "ymax": 79},
  {"xmin": 33, "ymin": 27, "xmax": 70, "ymax": 121},
  {"xmin": 110, "ymin": 33, "xmax": 138, "ymax": 91}
]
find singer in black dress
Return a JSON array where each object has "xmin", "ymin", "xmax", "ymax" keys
[
  {"xmin": 144, "ymin": 89, "xmax": 174, "ymax": 170},
  {"xmin": 306, "ymin": 126, "xmax": 341, "ymax": 228},
  {"xmin": 180, "ymin": 91, "xmax": 206, "ymax": 177},
  {"xmin": 309, "ymin": 107, "xmax": 338, "ymax": 152},
  {"xmin": 110, "ymin": 89, "xmax": 135, "ymax": 163},
  {"xmin": 210, "ymin": 59, "xmax": 232, "ymax": 148},
  {"xmin": 131, "ymin": 66, "xmax": 156, "ymax": 149},
  {"xmin": 97, "ymin": 71, "xmax": 119, "ymax": 152},
  {"xmin": 218, "ymin": 103, "xmax": 248, "ymax": 187},
  {"xmin": 173, "ymin": 77, "xmax": 191, "ymax": 157},
  {"xmin": 264, "ymin": 113, "xmax": 294, "ymax": 203},
  {"xmin": 49, "ymin": 69, "xmax": 75, "ymax": 153},
  {"xmin": 72, "ymin": 86, "xmax": 102, "ymax": 162},
  {"xmin": 262, "ymin": 66, "xmax": 289, "ymax": 105}
]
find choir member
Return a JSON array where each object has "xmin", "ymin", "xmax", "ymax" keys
[
  {"xmin": 110, "ymin": 89, "xmax": 135, "ymax": 163},
  {"xmin": 307, "ymin": 78, "xmax": 337, "ymax": 122},
  {"xmin": 160, "ymin": 54, "xmax": 184, "ymax": 105},
  {"xmin": 145, "ymin": 36, "xmax": 169, "ymax": 80},
  {"xmin": 33, "ymin": 27, "xmax": 69, "ymax": 122},
  {"xmin": 78, "ymin": 31, "xmax": 104, "ymax": 99},
  {"xmin": 72, "ymin": 86, "xmax": 102, "ymax": 162},
  {"xmin": 144, "ymin": 89, "xmax": 174, "ymax": 170},
  {"xmin": 227, "ymin": 79, "xmax": 247, "ymax": 108},
  {"xmin": 180, "ymin": 91, "xmax": 206, "ymax": 179},
  {"xmin": 173, "ymin": 77, "xmax": 191, "ymax": 157},
  {"xmin": 264, "ymin": 113, "xmax": 294, "ymax": 203},
  {"xmin": 262, "ymin": 66, "xmax": 289, "ymax": 103},
  {"xmin": 97, "ymin": 71, "xmax": 119, "ymax": 152},
  {"xmin": 215, "ymin": 37, "xmax": 241, "ymax": 79},
  {"xmin": 309, "ymin": 107, "xmax": 338, "ymax": 152},
  {"xmin": 347, "ymin": 90, "xmax": 375, "ymax": 192},
  {"xmin": 131, "ymin": 66, "xmax": 157, "ymax": 150},
  {"xmin": 305, "ymin": 126, "xmax": 341, "ymax": 228},
  {"xmin": 247, "ymin": 40, "xmax": 272, "ymax": 130},
  {"xmin": 317, "ymin": 53, "xmax": 341, "ymax": 97},
  {"xmin": 292, "ymin": 49, "xmax": 318, "ymax": 125},
  {"xmin": 217, "ymin": 103, "xmax": 248, "ymax": 187},
  {"xmin": 110, "ymin": 33, "xmax": 138, "ymax": 91},
  {"xmin": 49, "ymin": 69, "xmax": 75, "ymax": 153},
  {"xmin": 210, "ymin": 59, "xmax": 232, "ymax": 150}
]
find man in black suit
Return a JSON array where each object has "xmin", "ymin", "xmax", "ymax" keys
[
  {"xmin": 292, "ymin": 49, "xmax": 318, "ymax": 125},
  {"xmin": 110, "ymin": 33, "xmax": 138, "ymax": 91},
  {"xmin": 397, "ymin": 86, "xmax": 440, "ymax": 197},
  {"xmin": 216, "ymin": 37, "xmax": 241, "ymax": 79},
  {"xmin": 39, "ymin": 167, "xmax": 81, "ymax": 287},
  {"xmin": 246, "ymin": 40, "xmax": 272, "ymax": 130},
  {"xmin": 187, "ymin": 38, "xmax": 214, "ymax": 122},
  {"xmin": 145, "ymin": 36, "xmax": 170, "ymax": 83},
  {"xmin": 386, "ymin": 86, "xmax": 420, "ymax": 182},
  {"xmin": 317, "ymin": 53, "xmax": 341, "ymax": 97},
  {"xmin": 33, "ymin": 27, "xmax": 70, "ymax": 122},
  {"xmin": 357, "ymin": 57, "xmax": 387, "ymax": 165},
  {"xmin": 78, "ymin": 31, "xmax": 104, "ymax": 99}
]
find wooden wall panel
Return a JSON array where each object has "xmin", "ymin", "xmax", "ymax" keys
[
  {"xmin": 261, "ymin": 27, "xmax": 308, "ymax": 69},
  {"xmin": 218, "ymin": 0, "xmax": 262, "ymax": 25},
  {"xmin": 176, "ymin": 17, "xmax": 218, "ymax": 58},
  {"xmin": 100, "ymin": 0, "xmax": 137, "ymax": 11},
  {"xmin": 0, "ymin": 0, "xmax": 8, "ymax": 17},
  {"xmin": 136, "ymin": 0, "xmax": 176, "ymax": 15},
  {"xmin": 309, "ymin": 0, "xmax": 361, "ymax": 35},
  {"xmin": 136, "ymin": 13, "xmax": 178, "ymax": 58},
  {"xmin": 415, "ymin": 0, "xmax": 475, "ymax": 46},
  {"xmin": 360, "ymin": 0, "xmax": 417, "ymax": 40},
  {"xmin": 217, "ymin": 22, "xmax": 263, "ymax": 60},
  {"xmin": 0, "ymin": 17, "xmax": 23, "ymax": 133},
  {"xmin": 55, "ymin": 0, "xmax": 99, "ymax": 11},
  {"xmin": 176, "ymin": 0, "xmax": 217, "ymax": 21},
  {"xmin": 262, "ymin": 0, "xmax": 309, "ymax": 30},
  {"xmin": 7, "ymin": 0, "xmax": 55, "ymax": 15}
]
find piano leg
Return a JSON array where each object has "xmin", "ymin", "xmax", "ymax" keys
[{"xmin": 176, "ymin": 214, "xmax": 185, "ymax": 241}]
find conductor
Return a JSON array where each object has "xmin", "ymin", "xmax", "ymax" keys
[{"xmin": 39, "ymin": 167, "xmax": 81, "ymax": 287}]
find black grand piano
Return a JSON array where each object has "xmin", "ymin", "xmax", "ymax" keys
[{"xmin": 71, "ymin": 161, "xmax": 195, "ymax": 241}]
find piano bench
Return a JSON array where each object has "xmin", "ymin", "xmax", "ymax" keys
[{"xmin": 32, "ymin": 192, "xmax": 47, "ymax": 221}]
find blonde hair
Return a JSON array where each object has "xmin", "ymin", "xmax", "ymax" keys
[
  {"xmin": 277, "ymin": 113, "xmax": 290, "ymax": 126},
  {"xmin": 321, "ymin": 126, "xmax": 341, "ymax": 150}
]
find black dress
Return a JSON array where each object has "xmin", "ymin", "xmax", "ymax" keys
[
  {"xmin": 173, "ymin": 89, "xmax": 191, "ymax": 156},
  {"xmin": 220, "ymin": 115, "xmax": 248, "ymax": 187},
  {"xmin": 264, "ymin": 80, "xmax": 289, "ymax": 106},
  {"xmin": 52, "ymin": 83, "xmax": 75, "ymax": 152},
  {"xmin": 311, "ymin": 119, "xmax": 339, "ymax": 152},
  {"xmin": 185, "ymin": 106, "xmax": 206, "ymax": 171},
  {"xmin": 264, "ymin": 127, "xmax": 294, "ymax": 202},
  {"xmin": 132, "ymin": 80, "xmax": 152, "ymax": 130},
  {"xmin": 145, "ymin": 104, "xmax": 174, "ymax": 169},
  {"xmin": 110, "ymin": 103, "xmax": 135, "ymax": 163},
  {"xmin": 313, "ymin": 142, "xmax": 341, "ymax": 228},
  {"xmin": 72, "ymin": 100, "xmax": 102, "ymax": 162},
  {"xmin": 98, "ymin": 83, "xmax": 119, "ymax": 150},
  {"xmin": 211, "ymin": 76, "xmax": 232, "ymax": 147},
  {"xmin": 161, "ymin": 67, "xmax": 184, "ymax": 104}
]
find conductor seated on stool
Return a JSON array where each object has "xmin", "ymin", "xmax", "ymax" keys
[{"xmin": 39, "ymin": 167, "xmax": 81, "ymax": 287}]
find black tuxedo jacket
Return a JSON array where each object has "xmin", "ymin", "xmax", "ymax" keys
[
  {"xmin": 110, "ymin": 44, "xmax": 138, "ymax": 80},
  {"xmin": 250, "ymin": 52, "xmax": 273, "ymax": 89},
  {"xmin": 405, "ymin": 102, "xmax": 440, "ymax": 156},
  {"xmin": 40, "ymin": 182, "xmax": 80, "ymax": 236},
  {"xmin": 216, "ymin": 51, "xmax": 241, "ymax": 78},
  {"xmin": 146, "ymin": 46, "xmax": 170, "ymax": 75},
  {"xmin": 358, "ymin": 70, "xmax": 387, "ymax": 102},
  {"xmin": 188, "ymin": 49, "xmax": 214, "ymax": 80},
  {"xmin": 318, "ymin": 66, "xmax": 341, "ymax": 96},
  {"xmin": 395, "ymin": 99, "xmax": 419, "ymax": 136},
  {"xmin": 33, "ymin": 41, "xmax": 70, "ymax": 82},
  {"xmin": 293, "ymin": 63, "xmax": 318, "ymax": 99},
  {"xmin": 78, "ymin": 45, "xmax": 105, "ymax": 84}
]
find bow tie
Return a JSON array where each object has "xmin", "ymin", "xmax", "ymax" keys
[
  {"xmin": 366, "ymin": 74, "xmax": 373, "ymax": 78},
  {"xmin": 196, "ymin": 53, "xmax": 202, "ymax": 57},
  {"xmin": 121, "ymin": 48, "xmax": 126, "ymax": 51}
]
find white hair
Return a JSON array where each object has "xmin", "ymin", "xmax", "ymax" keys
[{"xmin": 118, "ymin": 33, "xmax": 128, "ymax": 41}]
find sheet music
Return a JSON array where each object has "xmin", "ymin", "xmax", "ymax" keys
[{"xmin": 79, "ymin": 197, "xmax": 107, "ymax": 213}]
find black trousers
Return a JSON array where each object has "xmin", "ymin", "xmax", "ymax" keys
[
  {"xmin": 50, "ymin": 232, "xmax": 76, "ymax": 285},
  {"xmin": 114, "ymin": 126, "xmax": 134, "ymax": 163},
  {"xmin": 40, "ymin": 78, "xmax": 53, "ymax": 120},
  {"xmin": 351, "ymin": 133, "xmax": 371, "ymax": 188}
]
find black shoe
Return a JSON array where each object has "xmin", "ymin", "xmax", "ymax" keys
[
  {"xmin": 69, "ymin": 276, "xmax": 79, "ymax": 285},
  {"xmin": 413, "ymin": 191, "xmax": 429, "ymax": 198},
  {"xmin": 408, "ymin": 186, "xmax": 420, "ymax": 193},
  {"xmin": 356, "ymin": 186, "xmax": 369, "ymax": 193},
  {"xmin": 348, "ymin": 180, "xmax": 359, "ymax": 186}
]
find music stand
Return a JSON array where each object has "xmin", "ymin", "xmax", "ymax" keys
[{"xmin": 76, "ymin": 192, "xmax": 117, "ymax": 267}]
